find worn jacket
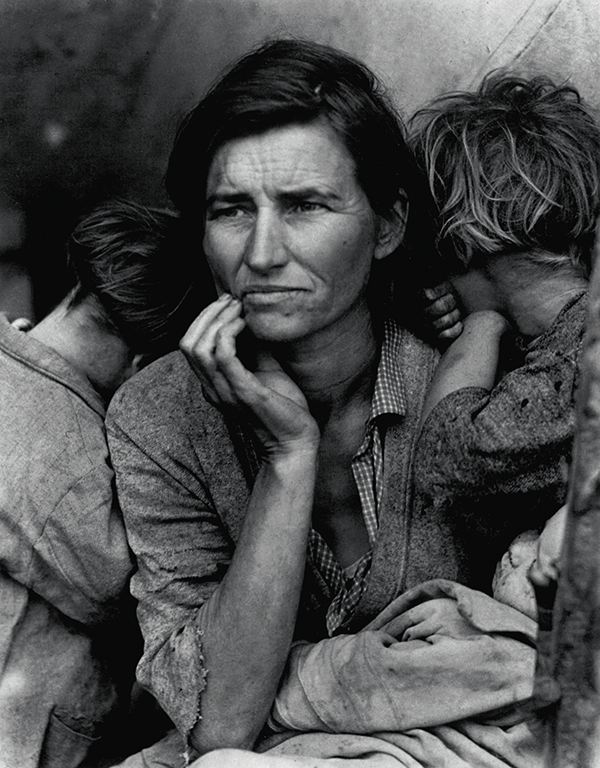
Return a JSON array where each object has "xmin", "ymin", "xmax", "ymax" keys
[
  {"xmin": 0, "ymin": 317, "xmax": 136, "ymax": 768},
  {"xmin": 106, "ymin": 325, "xmax": 475, "ymax": 739}
]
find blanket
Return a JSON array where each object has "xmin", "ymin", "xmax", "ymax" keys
[{"xmin": 193, "ymin": 579, "xmax": 555, "ymax": 768}]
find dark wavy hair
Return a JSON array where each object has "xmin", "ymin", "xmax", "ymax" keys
[
  {"xmin": 410, "ymin": 71, "xmax": 600, "ymax": 278},
  {"xmin": 67, "ymin": 200, "xmax": 207, "ymax": 358},
  {"xmin": 165, "ymin": 38, "xmax": 435, "ymax": 313}
]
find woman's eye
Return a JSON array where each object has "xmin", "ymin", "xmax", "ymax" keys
[
  {"xmin": 207, "ymin": 206, "xmax": 245, "ymax": 220},
  {"xmin": 290, "ymin": 200, "xmax": 324, "ymax": 213}
]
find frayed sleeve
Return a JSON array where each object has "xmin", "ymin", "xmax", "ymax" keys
[{"xmin": 106, "ymin": 373, "xmax": 238, "ymax": 738}]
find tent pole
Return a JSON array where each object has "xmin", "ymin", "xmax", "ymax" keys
[{"xmin": 543, "ymin": 250, "xmax": 600, "ymax": 766}]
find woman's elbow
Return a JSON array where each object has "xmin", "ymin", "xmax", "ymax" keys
[{"xmin": 190, "ymin": 717, "xmax": 264, "ymax": 755}]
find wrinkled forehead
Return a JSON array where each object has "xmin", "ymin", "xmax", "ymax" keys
[
  {"xmin": 205, "ymin": 117, "xmax": 359, "ymax": 193},
  {"xmin": 209, "ymin": 123, "xmax": 363, "ymax": 201}
]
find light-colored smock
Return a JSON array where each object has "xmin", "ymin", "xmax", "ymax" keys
[{"xmin": 0, "ymin": 317, "xmax": 136, "ymax": 767}]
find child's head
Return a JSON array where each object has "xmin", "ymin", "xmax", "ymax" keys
[
  {"xmin": 66, "ymin": 200, "xmax": 205, "ymax": 361},
  {"xmin": 410, "ymin": 72, "xmax": 600, "ymax": 279}
]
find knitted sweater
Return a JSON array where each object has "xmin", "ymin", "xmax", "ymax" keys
[{"xmin": 414, "ymin": 291, "xmax": 587, "ymax": 585}]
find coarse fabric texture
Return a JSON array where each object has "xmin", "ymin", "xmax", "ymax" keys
[
  {"xmin": 106, "ymin": 324, "xmax": 476, "ymax": 743},
  {"xmin": 269, "ymin": 579, "xmax": 540, "ymax": 735},
  {"xmin": 202, "ymin": 580, "xmax": 547, "ymax": 768},
  {"xmin": 414, "ymin": 291, "xmax": 587, "ymax": 585},
  {"xmin": 0, "ymin": 316, "xmax": 136, "ymax": 768},
  {"xmin": 119, "ymin": 580, "xmax": 548, "ymax": 768},
  {"xmin": 192, "ymin": 725, "xmax": 542, "ymax": 768}
]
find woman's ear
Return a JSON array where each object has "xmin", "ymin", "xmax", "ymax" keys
[{"xmin": 373, "ymin": 195, "xmax": 408, "ymax": 261}]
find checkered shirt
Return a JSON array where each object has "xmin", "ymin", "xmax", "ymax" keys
[{"xmin": 308, "ymin": 320, "xmax": 406, "ymax": 635}]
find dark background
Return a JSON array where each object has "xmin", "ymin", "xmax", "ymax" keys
[{"xmin": 0, "ymin": 0, "xmax": 597, "ymax": 321}]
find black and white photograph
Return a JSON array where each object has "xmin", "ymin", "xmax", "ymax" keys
[{"xmin": 0, "ymin": 2, "xmax": 599, "ymax": 766}]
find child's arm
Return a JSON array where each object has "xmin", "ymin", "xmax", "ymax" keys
[
  {"xmin": 413, "ymin": 272, "xmax": 585, "ymax": 506},
  {"xmin": 419, "ymin": 310, "xmax": 509, "ymax": 428},
  {"xmin": 413, "ymin": 295, "xmax": 583, "ymax": 503}
]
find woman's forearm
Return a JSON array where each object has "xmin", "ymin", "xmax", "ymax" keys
[{"xmin": 189, "ymin": 446, "xmax": 318, "ymax": 754}]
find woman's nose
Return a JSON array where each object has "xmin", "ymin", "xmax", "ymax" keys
[{"xmin": 243, "ymin": 209, "xmax": 287, "ymax": 271}]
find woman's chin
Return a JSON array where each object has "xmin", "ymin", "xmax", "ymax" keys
[{"xmin": 244, "ymin": 315, "xmax": 308, "ymax": 344}]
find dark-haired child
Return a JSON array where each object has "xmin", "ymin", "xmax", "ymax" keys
[{"xmin": 0, "ymin": 201, "xmax": 203, "ymax": 767}]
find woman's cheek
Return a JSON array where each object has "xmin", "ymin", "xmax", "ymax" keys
[
  {"xmin": 203, "ymin": 251, "xmax": 228, "ymax": 296},
  {"xmin": 209, "ymin": 267, "xmax": 232, "ymax": 296}
]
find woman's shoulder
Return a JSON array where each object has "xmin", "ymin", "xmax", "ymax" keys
[
  {"xmin": 107, "ymin": 350, "xmax": 209, "ymax": 433},
  {"xmin": 116, "ymin": 348, "xmax": 192, "ymax": 394}
]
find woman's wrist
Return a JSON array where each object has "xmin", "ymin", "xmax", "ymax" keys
[{"xmin": 263, "ymin": 438, "xmax": 320, "ymax": 470}]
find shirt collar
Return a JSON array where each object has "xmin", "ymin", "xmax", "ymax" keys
[
  {"xmin": 0, "ymin": 315, "xmax": 106, "ymax": 417},
  {"xmin": 369, "ymin": 319, "xmax": 406, "ymax": 421}
]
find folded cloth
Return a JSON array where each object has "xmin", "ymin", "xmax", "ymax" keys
[
  {"xmin": 270, "ymin": 579, "xmax": 545, "ymax": 735},
  {"xmin": 126, "ymin": 581, "xmax": 554, "ymax": 768},
  {"xmin": 192, "ymin": 721, "xmax": 544, "ymax": 767}
]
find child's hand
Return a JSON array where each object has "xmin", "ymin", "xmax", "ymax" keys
[
  {"xmin": 417, "ymin": 282, "xmax": 463, "ymax": 343},
  {"xmin": 529, "ymin": 505, "xmax": 568, "ymax": 589}
]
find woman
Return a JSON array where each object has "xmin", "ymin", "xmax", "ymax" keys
[{"xmin": 108, "ymin": 41, "xmax": 541, "ymax": 768}]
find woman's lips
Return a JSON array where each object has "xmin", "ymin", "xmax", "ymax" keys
[{"xmin": 242, "ymin": 287, "xmax": 306, "ymax": 305}]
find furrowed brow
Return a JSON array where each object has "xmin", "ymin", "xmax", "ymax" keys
[
  {"xmin": 280, "ymin": 187, "xmax": 340, "ymax": 203},
  {"xmin": 205, "ymin": 192, "xmax": 250, "ymax": 206}
]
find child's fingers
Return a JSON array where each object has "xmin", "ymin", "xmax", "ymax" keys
[
  {"xmin": 431, "ymin": 308, "xmax": 462, "ymax": 331},
  {"xmin": 528, "ymin": 559, "xmax": 555, "ymax": 589},
  {"xmin": 421, "ymin": 292, "xmax": 458, "ymax": 319},
  {"xmin": 423, "ymin": 281, "xmax": 454, "ymax": 302},
  {"xmin": 437, "ymin": 321, "xmax": 464, "ymax": 342}
]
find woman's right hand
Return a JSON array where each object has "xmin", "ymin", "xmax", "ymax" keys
[{"xmin": 180, "ymin": 294, "xmax": 320, "ymax": 458}]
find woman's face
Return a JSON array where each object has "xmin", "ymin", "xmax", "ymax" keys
[{"xmin": 202, "ymin": 121, "xmax": 402, "ymax": 343}]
